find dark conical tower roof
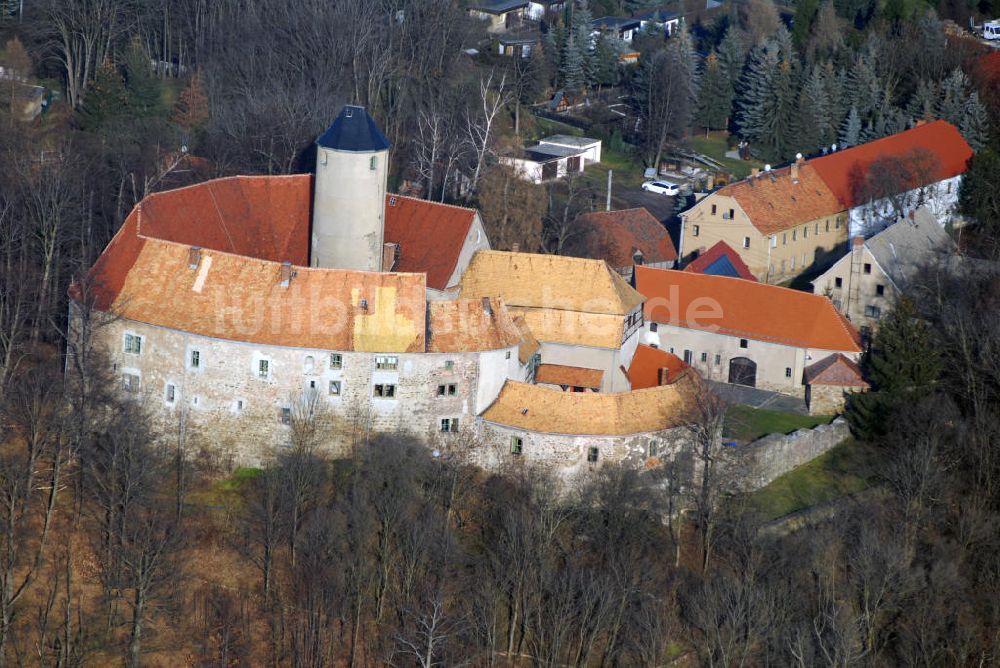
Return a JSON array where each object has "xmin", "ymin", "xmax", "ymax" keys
[{"xmin": 316, "ymin": 105, "xmax": 391, "ymax": 152}]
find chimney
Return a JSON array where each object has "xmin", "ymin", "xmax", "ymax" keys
[
  {"xmin": 790, "ymin": 161, "xmax": 799, "ymax": 182},
  {"xmin": 382, "ymin": 242, "xmax": 399, "ymax": 271},
  {"xmin": 188, "ymin": 246, "xmax": 202, "ymax": 269},
  {"xmin": 280, "ymin": 261, "xmax": 293, "ymax": 287},
  {"xmin": 481, "ymin": 296, "xmax": 493, "ymax": 316},
  {"xmin": 657, "ymin": 367, "xmax": 670, "ymax": 385},
  {"xmin": 632, "ymin": 248, "xmax": 644, "ymax": 265},
  {"xmin": 511, "ymin": 243, "xmax": 520, "ymax": 253},
  {"xmin": 852, "ymin": 236, "xmax": 865, "ymax": 249}
]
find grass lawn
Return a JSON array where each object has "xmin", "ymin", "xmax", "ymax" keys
[
  {"xmin": 748, "ymin": 438, "xmax": 879, "ymax": 521},
  {"xmin": 686, "ymin": 131, "xmax": 762, "ymax": 179},
  {"xmin": 723, "ymin": 405, "xmax": 834, "ymax": 442}
]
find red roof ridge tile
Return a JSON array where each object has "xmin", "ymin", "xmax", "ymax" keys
[{"xmin": 387, "ymin": 192, "xmax": 478, "ymax": 214}]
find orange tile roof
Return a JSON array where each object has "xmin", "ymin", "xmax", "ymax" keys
[
  {"xmin": 136, "ymin": 175, "xmax": 311, "ymax": 265},
  {"xmin": 634, "ymin": 266, "xmax": 861, "ymax": 352},
  {"xmin": 384, "ymin": 194, "xmax": 480, "ymax": 290},
  {"xmin": 535, "ymin": 364, "xmax": 604, "ymax": 388},
  {"xmin": 510, "ymin": 307, "xmax": 625, "ymax": 349},
  {"xmin": 481, "ymin": 377, "xmax": 699, "ymax": 435},
  {"xmin": 719, "ymin": 163, "xmax": 843, "ymax": 235},
  {"xmin": 512, "ymin": 316, "xmax": 540, "ymax": 364},
  {"xmin": 103, "ymin": 233, "xmax": 427, "ymax": 352},
  {"xmin": 809, "ymin": 120, "xmax": 973, "ymax": 209},
  {"xmin": 577, "ymin": 207, "xmax": 677, "ymax": 267},
  {"xmin": 426, "ymin": 298, "xmax": 522, "ymax": 352},
  {"xmin": 460, "ymin": 251, "xmax": 644, "ymax": 315},
  {"xmin": 683, "ymin": 240, "xmax": 757, "ymax": 280},
  {"xmin": 627, "ymin": 344, "xmax": 690, "ymax": 390},
  {"xmin": 803, "ymin": 353, "xmax": 868, "ymax": 387}
]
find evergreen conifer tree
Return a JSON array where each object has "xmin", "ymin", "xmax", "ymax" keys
[
  {"xmin": 737, "ymin": 39, "xmax": 798, "ymax": 161},
  {"xmin": 839, "ymin": 105, "xmax": 861, "ymax": 147},
  {"xmin": 696, "ymin": 52, "xmax": 732, "ymax": 131},
  {"xmin": 847, "ymin": 299, "xmax": 941, "ymax": 440},
  {"xmin": 591, "ymin": 34, "xmax": 619, "ymax": 89},
  {"xmin": 561, "ymin": 34, "xmax": 586, "ymax": 96},
  {"xmin": 123, "ymin": 39, "xmax": 164, "ymax": 118},
  {"xmin": 79, "ymin": 61, "xmax": 128, "ymax": 131},
  {"xmin": 960, "ymin": 92, "xmax": 990, "ymax": 151},
  {"xmin": 936, "ymin": 67, "xmax": 970, "ymax": 127},
  {"xmin": 717, "ymin": 27, "xmax": 746, "ymax": 91},
  {"xmin": 797, "ymin": 65, "xmax": 834, "ymax": 153},
  {"xmin": 906, "ymin": 80, "xmax": 938, "ymax": 123}
]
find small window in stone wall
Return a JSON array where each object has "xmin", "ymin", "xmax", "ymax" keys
[
  {"xmin": 376, "ymin": 355, "xmax": 398, "ymax": 370},
  {"xmin": 648, "ymin": 441, "xmax": 658, "ymax": 458},
  {"xmin": 440, "ymin": 418, "xmax": 459, "ymax": 432},
  {"xmin": 234, "ymin": 399, "xmax": 245, "ymax": 413},
  {"xmin": 374, "ymin": 383, "xmax": 396, "ymax": 398},
  {"xmin": 739, "ymin": 339, "xmax": 748, "ymax": 349},
  {"xmin": 587, "ymin": 447, "xmax": 599, "ymax": 463},
  {"xmin": 330, "ymin": 353, "xmax": 343, "ymax": 369},
  {"xmin": 505, "ymin": 351, "xmax": 511, "ymax": 360},
  {"xmin": 785, "ymin": 367, "xmax": 792, "ymax": 378},
  {"xmin": 445, "ymin": 360, "xmax": 454, "ymax": 371},
  {"xmin": 304, "ymin": 356, "xmax": 315, "ymax": 373},
  {"xmin": 280, "ymin": 407, "xmax": 291, "ymax": 425},
  {"xmin": 124, "ymin": 333, "xmax": 142, "ymax": 354},
  {"xmin": 437, "ymin": 383, "xmax": 457, "ymax": 396},
  {"xmin": 511, "ymin": 436, "xmax": 523, "ymax": 455},
  {"xmin": 122, "ymin": 373, "xmax": 140, "ymax": 393},
  {"xmin": 258, "ymin": 359, "xmax": 270, "ymax": 379},
  {"xmin": 714, "ymin": 354, "xmax": 721, "ymax": 366},
  {"xmin": 650, "ymin": 322, "xmax": 658, "ymax": 332},
  {"xmin": 329, "ymin": 380, "xmax": 341, "ymax": 396},
  {"xmin": 165, "ymin": 384, "xmax": 176, "ymax": 403},
  {"xmin": 190, "ymin": 350, "xmax": 200, "ymax": 368},
  {"xmin": 876, "ymin": 284, "xmax": 885, "ymax": 296}
]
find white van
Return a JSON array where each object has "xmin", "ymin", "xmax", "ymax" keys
[{"xmin": 984, "ymin": 20, "xmax": 1000, "ymax": 39}]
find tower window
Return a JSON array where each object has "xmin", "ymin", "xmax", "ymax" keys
[
  {"xmin": 258, "ymin": 359, "xmax": 270, "ymax": 379},
  {"xmin": 370, "ymin": 156, "xmax": 377, "ymax": 171},
  {"xmin": 511, "ymin": 436, "xmax": 523, "ymax": 455},
  {"xmin": 123, "ymin": 333, "xmax": 142, "ymax": 354},
  {"xmin": 587, "ymin": 447, "xmax": 599, "ymax": 463},
  {"xmin": 330, "ymin": 353, "xmax": 342, "ymax": 369},
  {"xmin": 190, "ymin": 350, "xmax": 200, "ymax": 369},
  {"xmin": 329, "ymin": 380, "xmax": 341, "ymax": 396}
]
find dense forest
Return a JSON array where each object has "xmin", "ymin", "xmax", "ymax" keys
[{"xmin": 0, "ymin": 0, "xmax": 999, "ymax": 665}]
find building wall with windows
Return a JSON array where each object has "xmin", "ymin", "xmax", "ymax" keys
[
  {"xmin": 812, "ymin": 241, "xmax": 897, "ymax": 334},
  {"xmin": 101, "ymin": 317, "xmax": 518, "ymax": 467}
]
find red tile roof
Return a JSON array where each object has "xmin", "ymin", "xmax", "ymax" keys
[
  {"xmin": 577, "ymin": 207, "xmax": 677, "ymax": 267},
  {"xmin": 135, "ymin": 175, "xmax": 311, "ymax": 265},
  {"xmin": 627, "ymin": 344, "xmax": 690, "ymax": 390},
  {"xmin": 720, "ymin": 163, "xmax": 844, "ymax": 234},
  {"xmin": 803, "ymin": 353, "xmax": 868, "ymax": 387},
  {"xmin": 634, "ymin": 266, "xmax": 861, "ymax": 352},
  {"xmin": 384, "ymin": 194, "xmax": 480, "ymax": 290},
  {"xmin": 809, "ymin": 121, "xmax": 973, "ymax": 209},
  {"xmin": 683, "ymin": 240, "xmax": 757, "ymax": 280},
  {"xmin": 535, "ymin": 364, "xmax": 604, "ymax": 388}
]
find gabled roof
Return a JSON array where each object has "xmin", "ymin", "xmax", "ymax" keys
[
  {"xmin": 316, "ymin": 105, "xmax": 391, "ymax": 153},
  {"xmin": 803, "ymin": 353, "xmax": 868, "ymax": 388},
  {"xmin": 459, "ymin": 250, "xmax": 643, "ymax": 316},
  {"xmin": 481, "ymin": 378, "xmax": 698, "ymax": 435},
  {"xmin": 627, "ymin": 344, "xmax": 689, "ymax": 390},
  {"xmin": 426, "ymin": 298, "xmax": 521, "ymax": 352},
  {"xmin": 809, "ymin": 120, "xmax": 972, "ymax": 209},
  {"xmin": 863, "ymin": 207, "xmax": 953, "ymax": 291},
  {"xmin": 384, "ymin": 194, "xmax": 481, "ymax": 290},
  {"xmin": 592, "ymin": 16, "xmax": 642, "ymax": 30},
  {"xmin": 510, "ymin": 308, "xmax": 626, "ymax": 349},
  {"xmin": 577, "ymin": 208, "xmax": 678, "ymax": 268},
  {"xmin": 535, "ymin": 364, "xmax": 604, "ymax": 389},
  {"xmin": 131, "ymin": 175, "xmax": 311, "ymax": 265},
  {"xmin": 718, "ymin": 163, "xmax": 844, "ymax": 235},
  {"xmin": 634, "ymin": 266, "xmax": 861, "ymax": 352},
  {"xmin": 683, "ymin": 240, "xmax": 757, "ymax": 280},
  {"xmin": 86, "ymin": 214, "xmax": 427, "ymax": 352},
  {"xmin": 468, "ymin": 0, "xmax": 529, "ymax": 14},
  {"xmin": 512, "ymin": 315, "xmax": 540, "ymax": 363}
]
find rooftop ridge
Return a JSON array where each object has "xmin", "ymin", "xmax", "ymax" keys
[{"xmin": 388, "ymin": 192, "xmax": 478, "ymax": 215}]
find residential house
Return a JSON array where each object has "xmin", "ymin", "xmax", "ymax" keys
[
  {"xmin": 575, "ymin": 207, "xmax": 677, "ymax": 280},
  {"xmin": 808, "ymin": 120, "xmax": 973, "ymax": 237},
  {"xmin": 591, "ymin": 16, "xmax": 642, "ymax": 43},
  {"xmin": 496, "ymin": 33, "xmax": 538, "ymax": 57},
  {"xmin": 679, "ymin": 158, "xmax": 848, "ymax": 283},
  {"xmin": 460, "ymin": 250, "xmax": 645, "ymax": 392},
  {"xmin": 468, "ymin": 0, "xmax": 531, "ymax": 32},
  {"xmin": 634, "ymin": 266, "xmax": 862, "ymax": 396},
  {"xmin": 812, "ymin": 206, "xmax": 953, "ymax": 336},
  {"xmin": 633, "ymin": 7, "xmax": 682, "ymax": 36},
  {"xmin": 682, "ymin": 240, "xmax": 756, "ymax": 280},
  {"xmin": 501, "ymin": 135, "xmax": 602, "ymax": 183}
]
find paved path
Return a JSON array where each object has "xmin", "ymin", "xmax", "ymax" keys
[{"xmin": 709, "ymin": 380, "xmax": 809, "ymax": 415}]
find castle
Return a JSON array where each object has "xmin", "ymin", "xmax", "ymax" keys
[{"xmin": 71, "ymin": 106, "xmax": 703, "ymax": 474}]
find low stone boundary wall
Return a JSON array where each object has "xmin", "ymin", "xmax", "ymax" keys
[{"xmin": 732, "ymin": 417, "xmax": 850, "ymax": 491}]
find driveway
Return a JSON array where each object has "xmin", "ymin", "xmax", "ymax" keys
[{"xmin": 709, "ymin": 380, "xmax": 809, "ymax": 415}]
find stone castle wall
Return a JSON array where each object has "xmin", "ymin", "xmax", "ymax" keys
[
  {"xmin": 732, "ymin": 417, "xmax": 851, "ymax": 491},
  {"xmin": 100, "ymin": 317, "xmax": 519, "ymax": 467}
]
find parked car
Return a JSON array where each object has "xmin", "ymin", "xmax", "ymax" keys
[{"xmin": 642, "ymin": 180, "xmax": 680, "ymax": 196}]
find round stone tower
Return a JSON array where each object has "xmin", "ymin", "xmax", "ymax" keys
[{"xmin": 311, "ymin": 105, "xmax": 391, "ymax": 272}]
